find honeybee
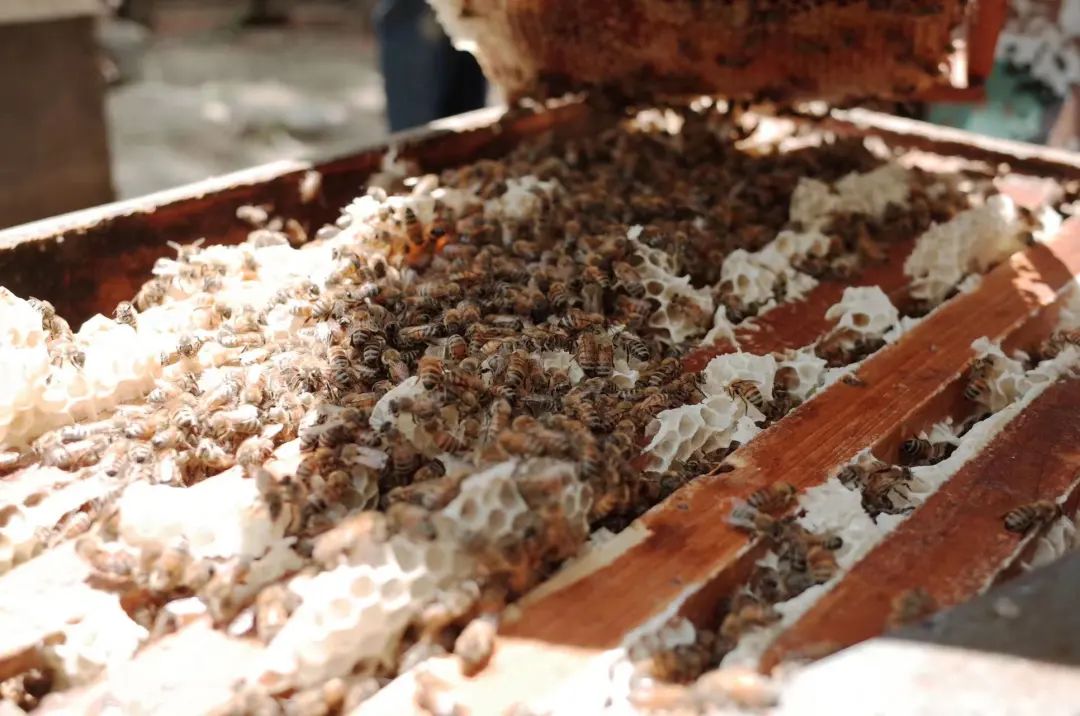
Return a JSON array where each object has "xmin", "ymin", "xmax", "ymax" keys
[
  {"xmin": 218, "ymin": 331, "xmax": 265, "ymax": 349},
  {"xmin": 170, "ymin": 404, "xmax": 203, "ymax": 433},
  {"xmin": 0, "ymin": 450, "xmax": 31, "ymax": 476},
  {"xmin": 720, "ymin": 598, "xmax": 780, "ymax": 642},
  {"xmin": 613, "ymin": 331, "xmax": 649, "ymax": 363},
  {"xmin": 748, "ymin": 565, "xmax": 785, "ymax": 603},
  {"xmin": 559, "ymin": 308, "xmax": 605, "ymax": 332},
  {"xmin": 58, "ymin": 417, "xmax": 116, "ymax": 443},
  {"xmin": 400, "ymin": 322, "xmax": 444, "ymax": 343},
  {"xmin": 728, "ymin": 502, "xmax": 783, "ymax": 540},
  {"xmin": 594, "ymin": 342, "xmax": 614, "ymax": 378},
  {"xmin": 402, "ymin": 207, "xmax": 424, "ymax": 246},
  {"xmin": 445, "ymin": 334, "xmax": 468, "ymax": 360},
  {"xmin": 42, "ymin": 508, "xmax": 92, "ymax": 550},
  {"xmin": 646, "ymin": 357, "xmax": 681, "ymax": 387},
  {"xmin": 540, "ymin": 280, "xmax": 574, "ymax": 313},
  {"xmin": 835, "ymin": 455, "xmax": 889, "ymax": 488},
  {"xmin": 861, "ymin": 466, "xmax": 913, "ymax": 517},
  {"xmin": 418, "ymin": 356, "xmax": 445, "ymax": 390},
  {"xmin": 412, "ymin": 458, "xmax": 446, "ymax": 483},
  {"xmin": 193, "ymin": 438, "xmax": 234, "ymax": 471},
  {"xmin": 767, "ymin": 389, "xmax": 800, "ymax": 421},
  {"xmin": 152, "ymin": 425, "xmax": 191, "ymax": 451},
  {"xmin": 504, "ymin": 350, "xmax": 532, "ymax": 390},
  {"xmin": 50, "ymin": 341, "xmax": 86, "ymax": 369},
  {"xmin": 1039, "ymin": 329, "xmax": 1080, "ymax": 359},
  {"xmin": 134, "ymin": 278, "xmax": 168, "ymax": 310},
  {"xmin": 747, "ymin": 482, "xmax": 796, "ymax": 513},
  {"xmin": 75, "ymin": 537, "xmax": 137, "ymax": 580},
  {"xmin": 42, "ymin": 438, "xmax": 106, "ymax": 470},
  {"xmin": 1003, "ymin": 500, "xmax": 1061, "ymax": 534},
  {"xmin": 146, "ymin": 539, "xmax": 193, "ymax": 592},
  {"xmin": 413, "ymin": 670, "xmax": 462, "ymax": 716},
  {"xmin": 496, "ymin": 429, "xmax": 545, "ymax": 457},
  {"xmin": 210, "ymin": 404, "xmax": 261, "ymax": 436},
  {"xmin": 390, "ymin": 395, "xmax": 441, "ymax": 422},
  {"xmin": 840, "ymin": 373, "xmax": 866, "ymax": 387},
  {"xmin": 125, "ymin": 440, "xmax": 154, "ymax": 466},
  {"xmin": 773, "ymin": 365, "xmax": 799, "ymax": 393},
  {"xmin": 804, "ymin": 545, "xmax": 838, "ymax": 584},
  {"xmin": 28, "ymin": 297, "xmax": 71, "ymax": 338},
  {"xmin": 113, "ymin": 301, "xmax": 138, "ymax": 329},
  {"xmin": 888, "ymin": 587, "xmax": 937, "ymax": 629},
  {"xmin": 253, "ymin": 583, "xmax": 300, "ymax": 644},
  {"xmin": 727, "ymin": 380, "xmax": 764, "ymax": 410},
  {"xmin": 236, "ymin": 435, "xmax": 274, "ymax": 467},
  {"xmin": 389, "ymin": 440, "xmax": 421, "ymax": 485},
  {"xmin": 615, "ymin": 295, "xmax": 655, "ymax": 329},
  {"xmin": 612, "ymin": 261, "xmax": 645, "ymax": 298},
  {"xmin": 160, "ymin": 334, "xmax": 204, "ymax": 366},
  {"xmin": 963, "ymin": 377, "xmax": 992, "ymax": 404},
  {"xmin": 381, "ymin": 348, "xmax": 411, "ymax": 383},
  {"xmin": 432, "ymin": 427, "xmax": 469, "ymax": 454},
  {"xmin": 454, "ymin": 615, "xmax": 498, "ymax": 676},
  {"xmin": 564, "ymin": 394, "xmax": 605, "ymax": 431},
  {"xmin": 899, "ymin": 437, "xmax": 951, "ymax": 466},
  {"xmin": 782, "ymin": 522, "xmax": 845, "ymax": 552}
]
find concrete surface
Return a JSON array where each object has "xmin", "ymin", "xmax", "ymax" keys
[{"xmin": 106, "ymin": 22, "xmax": 388, "ymax": 198}]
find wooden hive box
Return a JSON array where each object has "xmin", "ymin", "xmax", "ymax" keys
[{"xmin": 1, "ymin": 104, "xmax": 1079, "ymax": 714}]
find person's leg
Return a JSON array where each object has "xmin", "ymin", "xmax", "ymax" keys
[
  {"xmin": 373, "ymin": 0, "xmax": 452, "ymax": 132},
  {"xmin": 242, "ymin": 0, "xmax": 290, "ymax": 27},
  {"xmin": 441, "ymin": 40, "xmax": 488, "ymax": 118}
]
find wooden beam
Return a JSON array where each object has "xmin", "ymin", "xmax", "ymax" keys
[{"xmin": 761, "ymin": 377, "xmax": 1080, "ymax": 671}]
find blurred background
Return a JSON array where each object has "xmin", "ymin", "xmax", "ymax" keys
[
  {"xmin": 3, "ymin": 0, "xmax": 1080, "ymax": 229},
  {"xmin": 102, "ymin": 0, "xmax": 389, "ymax": 199}
]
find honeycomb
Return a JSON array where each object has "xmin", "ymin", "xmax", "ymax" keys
[
  {"xmin": 904, "ymin": 196, "xmax": 1027, "ymax": 305},
  {"xmin": 427, "ymin": 0, "xmax": 966, "ymax": 102}
]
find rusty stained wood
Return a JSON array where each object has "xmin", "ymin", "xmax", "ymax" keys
[
  {"xmin": 373, "ymin": 229, "xmax": 1080, "ymax": 715},
  {"xmin": 760, "ymin": 377, "xmax": 1080, "ymax": 672}
]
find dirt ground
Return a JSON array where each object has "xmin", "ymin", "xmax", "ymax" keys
[{"xmin": 106, "ymin": 17, "xmax": 389, "ymax": 198}]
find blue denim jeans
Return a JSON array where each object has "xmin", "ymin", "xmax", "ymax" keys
[{"xmin": 373, "ymin": 0, "xmax": 487, "ymax": 132}]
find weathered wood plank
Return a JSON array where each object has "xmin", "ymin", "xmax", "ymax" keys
[{"xmin": 761, "ymin": 377, "xmax": 1080, "ymax": 671}]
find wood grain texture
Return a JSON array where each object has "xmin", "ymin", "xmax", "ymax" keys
[
  {"xmin": 0, "ymin": 17, "xmax": 113, "ymax": 229},
  {"xmin": 760, "ymin": 377, "xmax": 1080, "ymax": 672}
]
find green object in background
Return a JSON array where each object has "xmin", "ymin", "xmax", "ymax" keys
[{"xmin": 926, "ymin": 60, "xmax": 1063, "ymax": 144}]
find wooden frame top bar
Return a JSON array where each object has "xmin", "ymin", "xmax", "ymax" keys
[{"xmin": 762, "ymin": 377, "xmax": 1080, "ymax": 672}]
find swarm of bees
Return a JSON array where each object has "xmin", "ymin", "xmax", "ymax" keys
[{"xmin": 0, "ymin": 104, "xmax": 988, "ymax": 711}]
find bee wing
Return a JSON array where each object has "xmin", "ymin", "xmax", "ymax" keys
[{"xmin": 727, "ymin": 499, "xmax": 759, "ymax": 529}]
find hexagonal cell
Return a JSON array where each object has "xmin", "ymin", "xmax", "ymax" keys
[
  {"xmin": 824, "ymin": 287, "xmax": 899, "ymax": 343},
  {"xmin": 905, "ymin": 195, "xmax": 1026, "ymax": 306}
]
